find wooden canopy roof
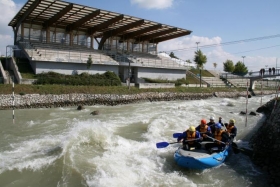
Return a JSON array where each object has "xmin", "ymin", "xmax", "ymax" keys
[{"xmin": 9, "ymin": 0, "xmax": 192, "ymax": 44}]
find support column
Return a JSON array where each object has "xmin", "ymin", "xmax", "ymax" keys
[
  {"xmin": 90, "ymin": 35, "xmax": 94, "ymax": 49},
  {"xmin": 21, "ymin": 23, "xmax": 24, "ymax": 41},
  {"xmin": 70, "ymin": 32, "xmax": 73, "ymax": 46},
  {"xmin": 46, "ymin": 27, "xmax": 50, "ymax": 43},
  {"xmin": 250, "ymin": 79, "xmax": 255, "ymax": 90}
]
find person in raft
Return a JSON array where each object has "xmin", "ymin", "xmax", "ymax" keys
[
  {"xmin": 205, "ymin": 123, "xmax": 230, "ymax": 153},
  {"xmin": 225, "ymin": 119, "xmax": 237, "ymax": 140},
  {"xmin": 195, "ymin": 119, "xmax": 212, "ymax": 141},
  {"xmin": 177, "ymin": 126, "xmax": 201, "ymax": 150}
]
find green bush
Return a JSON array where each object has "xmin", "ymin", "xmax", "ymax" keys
[{"xmin": 34, "ymin": 71, "xmax": 122, "ymax": 86}]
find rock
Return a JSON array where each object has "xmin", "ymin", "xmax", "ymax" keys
[
  {"xmin": 227, "ymin": 102, "xmax": 235, "ymax": 107},
  {"xmin": 249, "ymin": 111, "xmax": 257, "ymax": 116},
  {"xmin": 77, "ymin": 105, "xmax": 85, "ymax": 110},
  {"xmin": 90, "ymin": 110, "xmax": 100, "ymax": 115},
  {"xmin": 240, "ymin": 111, "xmax": 246, "ymax": 115}
]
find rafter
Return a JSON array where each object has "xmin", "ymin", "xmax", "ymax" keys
[
  {"xmin": 152, "ymin": 31, "xmax": 192, "ymax": 43},
  {"xmin": 66, "ymin": 9, "xmax": 100, "ymax": 32},
  {"xmin": 87, "ymin": 15, "xmax": 124, "ymax": 35},
  {"xmin": 136, "ymin": 28, "xmax": 177, "ymax": 42},
  {"xmin": 13, "ymin": 0, "xmax": 42, "ymax": 28},
  {"xmin": 119, "ymin": 24, "xmax": 162, "ymax": 40},
  {"xmin": 43, "ymin": 3, "xmax": 73, "ymax": 28}
]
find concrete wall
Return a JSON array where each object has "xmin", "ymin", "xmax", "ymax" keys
[
  {"xmin": 34, "ymin": 61, "xmax": 119, "ymax": 75},
  {"xmin": 136, "ymin": 83, "xmax": 175, "ymax": 89},
  {"xmin": 137, "ymin": 67, "xmax": 186, "ymax": 81},
  {"xmin": 8, "ymin": 58, "xmax": 22, "ymax": 84},
  {"xmin": 0, "ymin": 60, "xmax": 8, "ymax": 84},
  {"xmin": 21, "ymin": 79, "xmax": 37, "ymax": 84}
]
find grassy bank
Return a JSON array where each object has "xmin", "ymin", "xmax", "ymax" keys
[{"xmin": 0, "ymin": 84, "xmax": 251, "ymax": 95}]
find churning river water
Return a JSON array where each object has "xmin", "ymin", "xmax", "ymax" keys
[{"xmin": 0, "ymin": 94, "xmax": 275, "ymax": 187}]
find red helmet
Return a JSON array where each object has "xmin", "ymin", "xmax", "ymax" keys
[{"xmin": 201, "ymin": 119, "xmax": 207, "ymax": 125}]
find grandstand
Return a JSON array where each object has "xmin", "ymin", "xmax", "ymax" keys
[{"xmin": 2, "ymin": 0, "xmax": 193, "ymax": 84}]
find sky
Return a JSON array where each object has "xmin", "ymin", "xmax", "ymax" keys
[{"xmin": 1, "ymin": 0, "xmax": 280, "ymax": 72}]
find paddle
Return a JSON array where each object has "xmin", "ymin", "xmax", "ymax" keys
[
  {"xmin": 156, "ymin": 138, "xmax": 201, "ymax": 149},
  {"xmin": 205, "ymin": 135, "xmax": 241, "ymax": 154},
  {"xmin": 205, "ymin": 135, "xmax": 226, "ymax": 145},
  {"xmin": 156, "ymin": 141, "xmax": 179, "ymax": 148},
  {"xmin": 173, "ymin": 133, "xmax": 182, "ymax": 138}
]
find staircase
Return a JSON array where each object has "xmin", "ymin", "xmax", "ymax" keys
[
  {"xmin": 202, "ymin": 76, "xmax": 228, "ymax": 87},
  {"xmin": 5, "ymin": 71, "xmax": 15, "ymax": 84}
]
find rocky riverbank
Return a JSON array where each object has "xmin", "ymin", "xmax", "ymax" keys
[
  {"xmin": 250, "ymin": 97, "xmax": 280, "ymax": 187},
  {"xmin": 0, "ymin": 90, "xmax": 276, "ymax": 110}
]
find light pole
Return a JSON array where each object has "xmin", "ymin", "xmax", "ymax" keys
[
  {"xmin": 242, "ymin": 56, "xmax": 246, "ymax": 65},
  {"xmin": 196, "ymin": 42, "xmax": 200, "ymax": 51},
  {"xmin": 196, "ymin": 42, "xmax": 201, "ymax": 87}
]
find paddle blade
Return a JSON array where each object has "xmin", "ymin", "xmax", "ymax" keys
[
  {"xmin": 173, "ymin": 133, "xmax": 182, "ymax": 138},
  {"xmin": 156, "ymin": 142, "xmax": 169, "ymax": 148}
]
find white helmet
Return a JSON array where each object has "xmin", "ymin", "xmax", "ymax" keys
[{"xmin": 210, "ymin": 116, "xmax": 215, "ymax": 120}]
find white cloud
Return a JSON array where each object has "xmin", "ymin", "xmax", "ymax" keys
[
  {"xmin": 158, "ymin": 35, "xmax": 278, "ymax": 72},
  {"xmin": 0, "ymin": 0, "xmax": 21, "ymax": 55},
  {"xmin": 130, "ymin": 0, "xmax": 173, "ymax": 9}
]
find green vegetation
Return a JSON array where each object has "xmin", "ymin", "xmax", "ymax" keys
[
  {"xmin": 193, "ymin": 49, "xmax": 207, "ymax": 69},
  {"xmin": 142, "ymin": 77, "xmax": 188, "ymax": 86},
  {"xmin": 189, "ymin": 69, "xmax": 214, "ymax": 77},
  {"xmin": 0, "ymin": 84, "xmax": 248, "ymax": 95},
  {"xmin": 34, "ymin": 71, "xmax": 121, "ymax": 86},
  {"xmin": 223, "ymin": 59, "xmax": 248, "ymax": 75}
]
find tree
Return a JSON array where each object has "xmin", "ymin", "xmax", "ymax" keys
[
  {"xmin": 186, "ymin": 59, "xmax": 192, "ymax": 64},
  {"xmin": 223, "ymin": 60, "xmax": 235, "ymax": 73},
  {"xmin": 87, "ymin": 55, "xmax": 93, "ymax": 70},
  {"xmin": 169, "ymin": 52, "xmax": 179, "ymax": 59},
  {"xmin": 193, "ymin": 49, "xmax": 207, "ymax": 69},
  {"xmin": 213, "ymin": 62, "xmax": 217, "ymax": 69},
  {"xmin": 233, "ymin": 61, "xmax": 248, "ymax": 75}
]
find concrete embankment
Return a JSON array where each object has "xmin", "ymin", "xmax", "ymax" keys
[
  {"xmin": 250, "ymin": 97, "xmax": 280, "ymax": 187},
  {"xmin": 0, "ymin": 90, "xmax": 275, "ymax": 110}
]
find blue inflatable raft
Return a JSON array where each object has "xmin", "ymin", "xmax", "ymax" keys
[{"xmin": 174, "ymin": 142, "xmax": 231, "ymax": 170}]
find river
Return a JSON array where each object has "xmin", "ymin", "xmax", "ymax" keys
[{"xmin": 0, "ymin": 94, "xmax": 275, "ymax": 187}]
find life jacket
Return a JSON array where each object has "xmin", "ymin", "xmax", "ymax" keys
[
  {"xmin": 199, "ymin": 125, "xmax": 209, "ymax": 137},
  {"xmin": 214, "ymin": 130, "xmax": 224, "ymax": 144},
  {"xmin": 186, "ymin": 130, "xmax": 196, "ymax": 145},
  {"xmin": 226, "ymin": 125, "xmax": 235, "ymax": 133}
]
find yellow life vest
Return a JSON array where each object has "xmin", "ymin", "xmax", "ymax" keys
[
  {"xmin": 226, "ymin": 125, "xmax": 235, "ymax": 133},
  {"xmin": 214, "ymin": 130, "xmax": 224, "ymax": 144},
  {"xmin": 199, "ymin": 125, "xmax": 209, "ymax": 133},
  {"xmin": 186, "ymin": 131, "xmax": 196, "ymax": 144},
  {"xmin": 199, "ymin": 125, "xmax": 209, "ymax": 137}
]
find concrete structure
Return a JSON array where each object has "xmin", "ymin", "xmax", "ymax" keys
[
  {"xmin": 220, "ymin": 71, "xmax": 280, "ymax": 90},
  {"xmin": 5, "ymin": 0, "xmax": 192, "ymax": 84}
]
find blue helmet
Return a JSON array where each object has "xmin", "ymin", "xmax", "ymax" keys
[{"xmin": 215, "ymin": 123, "xmax": 222, "ymax": 129}]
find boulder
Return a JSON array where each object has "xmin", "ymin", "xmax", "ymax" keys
[
  {"xmin": 90, "ymin": 110, "xmax": 100, "ymax": 115},
  {"xmin": 249, "ymin": 111, "xmax": 257, "ymax": 116},
  {"xmin": 77, "ymin": 105, "xmax": 85, "ymax": 110}
]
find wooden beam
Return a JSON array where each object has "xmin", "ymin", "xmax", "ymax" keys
[
  {"xmin": 87, "ymin": 14, "xmax": 124, "ymax": 35},
  {"xmin": 98, "ymin": 19, "xmax": 144, "ymax": 50},
  {"xmin": 13, "ymin": 0, "xmax": 42, "ymax": 28},
  {"xmin": 43, "ymin": 3, "xmax": 73, "ymax": 28},
  {"xmin": 66, "ymin": 9, "xmax": 100, "ymax": 32},
  {"xmin": 120, "ymin": 24, "xmax": 162, "ymax": 40},
  {"xmin": 152, "ymin": 31, "xmax": 192, "ymax": 43},
  {"xmin": 136, "ymin": 28, "xmax": 177, "ymax": 42}
]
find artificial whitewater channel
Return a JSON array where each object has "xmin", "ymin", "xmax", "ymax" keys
[{"xmin": 0, "ymin": 94, "xmax": 273, "ymax": 187}]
